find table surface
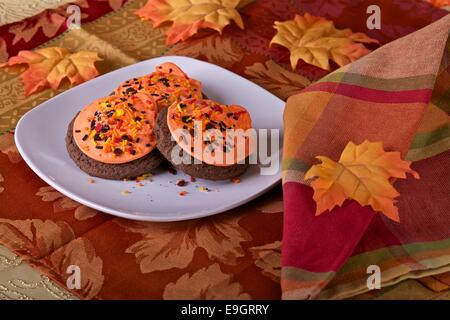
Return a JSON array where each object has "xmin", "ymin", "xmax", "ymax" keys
[{"xmin": 0, "ymin": 0, "xmax": 449, "ymax": 300}]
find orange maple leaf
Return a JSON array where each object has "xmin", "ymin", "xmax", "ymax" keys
[
  {"xmin": 304, "ymin": 140, "xmax": 420, "ymax": 222},
  {"xmin": 135, "ymin": 0, "xmax": 249, "ymax": 45},
  {"xmin": 270, "ymin": 13, "xmax": 379, "ymax": 71},
  {"xmin": 0, "ymin": 47, "xmax": 102, "ymax": 96},
  {"xmin": 426, "ymin": 0, "xmax": 450, "ymax": 8}
]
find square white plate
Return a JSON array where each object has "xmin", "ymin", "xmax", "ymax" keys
[{"xmin": 15, "ymin": 56, "xmax": 284, "ymax": 221}]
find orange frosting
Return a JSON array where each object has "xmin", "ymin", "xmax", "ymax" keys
[
  {"xmin": 115, "ymin": 62, "xmax": 202, "ymax": 111},
  {"xmin": 167, "ymin": 98, "xmax": 254, "ymax": 166},
  {"xmin": 73, "ymin": 92, "xmax": 158, "ymax": 164}
]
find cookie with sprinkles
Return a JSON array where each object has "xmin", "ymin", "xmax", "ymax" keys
[
  {"xmin": 114, "ymin": 62, "xmax": 202, "ymax": 111},
  {"xmin": 155, "ymin": 98, "xmax": 254, "ymax": 181},
  {"xmin": 67, "ymin": 92, "xmax": 164, "ymax": 179}
]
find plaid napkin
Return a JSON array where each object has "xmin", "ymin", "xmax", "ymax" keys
[{"xmin": 281, "ymin": 15, "xmax": 450, "ymax": 299}]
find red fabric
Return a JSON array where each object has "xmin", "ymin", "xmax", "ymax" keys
[
  {"xmin": 281, "ymin": 13, "xmax": 450, "ymax": 299},
  {"xmin": 282, "ymin": 183, "xmax": 375, "ymax": 272},
  {"xmin": 302, "ymin": 83, "xmax": 434, "ymax": 103},
  {"xmin": 0, "ymin": 1, "xmax": 131, "ymax": 59},
  {"xmin": 228, "ymin": 0, "xmax": 448, "ymax": 81}
]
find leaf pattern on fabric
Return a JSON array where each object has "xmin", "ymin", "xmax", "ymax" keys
[
  {"xmin": 116, "ymin": 214, "xmax": 252, "ymax": 273},
  {"xmin": 8, "ymin": 1, "xmax": 89, "ymax": 45},
  {"xmin": 0, "ymin": 173, "xmax": 4, "ymax": 194},
  {"xmin": 298, "ymin": 0, "xmax": 354, "ymax": 18},
  {"xmin": 100, "ymin": 0, "xmax": 128, "ymax": 10},
  {"xmin": 166, "ymin": 33, "xmax": 244, "ymax": 68},
  {"xmin": 163, "ymin": 263, "xmax": 251, "ymax": 299},
  {"xmin": 0, "ymin": 38, "xmax": 8, "ymax": 64},
  {"xmin": 0, "ymin": 0, "xmax": 445, "ymax": 302},
  {"xmin": 245, "ymin": 60, "xmax": 311, "ymax": 100},
  {"xmin": 258, "ymin": 200, "xmax": 284, "ymax": 214},
  {"xmin": 249, "ymin": 241, "xmax": 281, "ymax": 281},
  {"xmin": 44, "ymin": 237, "xmax": 104, "ymax": 299},
  {"xmin": 74, "ymin": 206, "xmax": 98, "ymax": 221},
  {"xmin": 0, "ymin": 219, "xmax": 75, "ymax": 259},
  {"xmin": 0, "ymin": 133, "xmax": 22, "ymax": 163},
  {"xmin": 36, "ymin": 186, "xmax": 98, "ymax": 221},
  {"xmin": 9, "ymin": 11, "xmax": 65, "ymax": 45}
]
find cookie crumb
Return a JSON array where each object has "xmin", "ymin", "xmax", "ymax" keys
[
  {"xmin": 176, "ymin": 179, "xmax": 187, "ymax": 187},
  {"xmin": 88, "ymin": 178, "xmax": 95, "ymax": 184},
  {"xmin": 168, "ymin": 166, "xmax": 177, "ymax": 175},
  {"xmin": 190, "ymin": 176, "xmax": 196, "ymax": 182},
  {"xmin": 136, "ymin": 173, "xmax": 152, "ymax": 181},
  {"xmin": 231, "ymin": 177, "xmax": 241, "ymax": 184},
  {"xmin": 179, "ymin": 191, "xmax": 188, "ymax": 196},
  {"xmin": 198, "ymin": 186, "xmax": 210, "ymax": 193},
  {"xmin": 121, "ymin": 190, "xmax": 131, "ymax": 195}
]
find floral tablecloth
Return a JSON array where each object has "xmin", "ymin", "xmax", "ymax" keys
[{"xmin": 0, "ymin": 0, "xmax": 449, "ymax": 299}]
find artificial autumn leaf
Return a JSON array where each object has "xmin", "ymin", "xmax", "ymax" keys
[
  {"xmin": 270, "ymin": 13, "xmax": 379, "ymax": 71},
  {"xmin": 0, "ymin": 47, "xmax": 102, "ymax": 96},
  {"xmin": 135, "ymin": 0, "xmax": 247, "ymax": 45},
  {"xmin": 304, "ymin": 140, "xmax": 420, "ymax": 222},
  {"xmin": 426, "ymin": 0, "xmax": 450, "ymax": 8}
]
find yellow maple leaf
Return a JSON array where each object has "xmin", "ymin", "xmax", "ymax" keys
[
  {"xmin": 304, "ymin": 140, "xmax": 420, "ymax": 222},
  {"xmin": 135, "ymin": 0, "xmax": 247, "ymax": 45},
  {"xmin": 270, "ymin": 13, "xmax": 379, "ymax": 71},
  {"xmin": 0, "ymin": 47, "xmax": 102, "ymax": 96}
]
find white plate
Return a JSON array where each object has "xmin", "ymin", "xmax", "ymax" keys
[{"xmin": 15, "ymin": 56, "xmax": 284, "ymax": 222}]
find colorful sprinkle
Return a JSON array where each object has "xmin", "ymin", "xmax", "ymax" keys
[{"xmin": 231, "ymin": 177, "xmax": 241, "ymax": 184}]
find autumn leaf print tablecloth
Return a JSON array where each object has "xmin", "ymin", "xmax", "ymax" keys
[{"xmin": 0, "ymin": 0, "xmax": 449, "ymax": 299}]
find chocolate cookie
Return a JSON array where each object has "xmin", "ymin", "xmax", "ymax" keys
[
  {"xmin": 154, "ymin": 107, "xmax": 249, "ymax": 180},
  {"xmin": 66, "ymin": 115, "xmax": 164, "ymax": 180}
]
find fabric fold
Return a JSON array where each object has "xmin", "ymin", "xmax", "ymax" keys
[{"xmin": 281, "ymin": 14, "xmax": 450, "ymax": 299}]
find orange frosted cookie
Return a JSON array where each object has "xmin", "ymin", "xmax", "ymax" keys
[
  {"xmin": 114, "ymin": 62, "xmax": 202, "ymax": 110},
  {"xmin": 166, "ymin": 98, "xmax": 254, "ymax": 167},
  {"xmin": 72, "ymin": 92, "xmax": 158, "ymax": 164}
]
